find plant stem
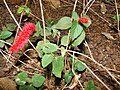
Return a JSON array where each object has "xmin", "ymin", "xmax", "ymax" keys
[
  {"xmin": 39, "ymin": 0, "xmax": 46, "ymax": 44},
  {"xmin": 114, "ymin": 0, "xmax": 120, "ymax": 36}
]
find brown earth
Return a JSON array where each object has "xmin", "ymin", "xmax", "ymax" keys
[{"xmin": 0, "ymin": 0, "xmax": 120, "ymax": 90}]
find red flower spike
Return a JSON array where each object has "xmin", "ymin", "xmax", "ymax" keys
[
  {"xmin": 9, "ymin": 22, "xmax": 36, "ymax": 53},
  {"xmin": 78, "ymin": 18, "xmax": 89, "ymax": 23}
]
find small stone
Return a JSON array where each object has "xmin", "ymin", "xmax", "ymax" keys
[{"xmin": 0, "ymin": 77, "xmax": 17, "ymax": 90}]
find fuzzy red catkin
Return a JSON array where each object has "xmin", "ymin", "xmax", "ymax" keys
[
  {"xmin": 78, "ymin": 18, "xmax": 89, "ymax": 23},
  {"xmin": 9, "ymin": 22, "xmax": 36, "ymax": 53}
]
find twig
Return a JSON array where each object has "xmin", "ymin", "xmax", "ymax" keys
[
  {"xmin": 84, "ymin": 41, "xmax": 120, "ymax": 86},
  {"xmin": 80, "ymin": 61, "xmax": 111, "ymax": 90},
  {"xmin": 0, "ymin": 50, "xmax": 37, "ymax": 75},
  {"xmin": 81, "ymin": 0, "xmax": 93, "ymax": 15},
  {"xmin": 68, "ymin": 52, "xmax": 110, "ymax": 90},
  {"xmin": 73, "ymin": 0, "xmax": 78, "ymax": 12},
  {"xmin": 39, "ymin": 0, "xmax": 46, "ymax": 44},
  {"xmin": 78, "ymin": 80, "xmax": 84, "ymax": 90},
  {"xmin": 82, "ymin": 0, "xmax": 85, "ymax": 15},
  {"xmin": 114, "ymin": 0, "xmax": 120, "ymax": 36},
  {"xmin": 72, "ymin": 52, "xmax": 75, "ymax": 75},
  {"xmin": 30, "ymin": 12, "xmax": 43, "ymax": 22},
  {"xmin": 85, "ymin": 0, "xmax": 95, "ymax": 14},
  {"xmin": 0, "ymin": 49, "xmax": 19, "ymax": 71},
  {"xmin": 1, "ymin": 49, "xmax": 43, "ymax": 73},
  {"xmin": 0, "ymin": 40, "xmax": 12, "ymax": 46}
]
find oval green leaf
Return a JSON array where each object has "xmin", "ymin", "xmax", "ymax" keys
[
  {"xmin": 74, "ymin": 60, "xmax": 86, "ymax": 72},
  {"xmin": 42, "ymin": 54, "xmax": 54, "ymax": 68},
  {"xmin": 6, "ymin": 23, "xmax": 16, "ymax": 31},
  {"xmin": 85, "ymin": 81, "xmax": 95, "ymax": 90},
  {"xmin": 64, "ymin": 72, "xmax": 73, "ymax": 84},
  {"xmin": 15, "ymin": 72, "xmax": 28, "ymax": 85},
  {"xmin": 17, "ymin": 7, "xmax": 24, "ymax": 14},
  {"xmin": 72, "ymin": 11, "xmax": 79, "ymax": 20},
  {"xmin": 42, "ymin": 43, "xmax": 58, "ymax": 53},
  {"xmin": 53, "ymin": 17, "xmax": 72, "ymax": 30},
  {"xmin": 61, "ymin": 35, "xmax": 70, "ymax": 46},
  {"xmin": 0, "ymin": 31, "xmax": 12, "ymax": 40},
  {"xmin": 52, "ymin": 56, "xmax": 64, "ymax": 78},
  {"xmin": 70, "ymin": 21, "xmax": 83, "ymax": 41},
  {"xmin": 72, "ymin": 30, "xmax": 85, "ymax": 46},
  {"xmin": 32, "ymin": 74, "xmax": 45, "ymax": 88}
]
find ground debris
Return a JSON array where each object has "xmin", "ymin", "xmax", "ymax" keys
[{"xmin": 0, "ymin": 77, "xmax": 17, "ymax": 90}]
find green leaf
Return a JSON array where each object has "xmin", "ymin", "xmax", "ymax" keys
[
  {"xmin": 19, "ymin": 85, "xmax": 36, "ymax": 90},
  {"xmin": 70, "ymin": 21, "xmax": 83, "ymax": 41},
  {"xmin": 61, "ymin": 35, "xmax": 70, "ymax": 46},
  {"xmin": 32, "ymin": 74, "xmax": 45, "ymax": 88},
  {"xmin": 6, "ymin": 23, "xmax": 16, "ymax": 31},
  {"xmin": 95, "ymin": 86, "xmax": 101, "ymax": 90},
  {"xmin": 6, "ymin": 37, "xmax": 14, "ymax": 44},
  {"xmin": 17, "ymin": 7, "xmax": 24, "ymax": 14},
  {"xmin": 53, "ymin": 17, "xmax": 72, "ymax": 30},
  {"xmin": 64, "ymin": 72, "xmax": 73, "ymax": 84},
  {"xmin": 15, "ymin": 72, "xmax": 28, "ymax": 85},
  {"xmin": 2, "ymin": 26, "xmax": 7, "ymax": 31},
  {"xmin": 33, "ymin": 22, "xmax": 42, "ymax": 36},
  {"xmin": 36, "ymin": 40, "xmax": 50, "ymax": 58},
  {"xmin": 17, "ymin": 6, "xmax": 30, "ymax": 14},
  {"xmin": 42, "ymin": 43, "xmax": 58, "ymax": 53},
  {"xmin": 24, "ymin": 6, "xmax": 30, "ymax": 14},
  {"xmin": 80, "ymin": 15, "xmax": 91, "ymax": 28},
  {"xmin": 0, "ymin": 41, "xmax": 5, "ymax": 48},
  {"xmin": 113, "ymin": 14, "xmax": 120, "ymax": 21},
  {"xmin": 72, "ymin": 11, "xmax": 79, "ymax": 20},
  {"xmin": 36, "ymin": 41, "xmax": 43, "ymax": 58},
  {"xmin": 42, "ymin": 54, "xmax": 54, "ymax": 68},
  {"xmin": 85, "ymin": 81, "xmax": 95, "ymax": 90},
  {"xmin": 44, "ymin": 27, "xmax": 52, "ymax": 36},
  {"xmin": 74, "ymin": 60, "xmax": 86, "ymax": 72},
  {"xmin": 72, "ymin": 30, "xmax": 85, "ymax": 46},
  {"xmin": 0, "ymin": 31, "xmax": 12, "ymax": 40},
  {"xmin": 52, "ymin": 56, "xmax": 64, "ymax": 78}
]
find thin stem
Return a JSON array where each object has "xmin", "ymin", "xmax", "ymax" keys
[
  {"xmin": 81, "ymin": 0, "xmax": 93, "ymax": 15},
  {"xmin": 39, "ymin": 0, "xmax": 46, "ymax": 44},
  {"xmin": 78, "ymin": 80, "xmax": 84, "ymax": 90},
  {"xmin": 0, "ymin": 40, "xmax": 11, "ymax": 46},
  {"xmin": 84, "ymin": 41, "xmax": 120, "ymax": 86},
  {"xmin": 1, "ymin": 49, "xmax": 43, "ymax": 73},
  {"xmin": 81, "ymin": 61, "xmax": 111, "ymax": 90},
  {"xmin": 73, "ymin": 0, "xmax": 78, "ymax": 12},
  {"xmin": 85, "ymin": 0, "xmax": 95, "ymax": 14},
  {"xmin": 69, "ymin": 52, "xmax": 110, "ymax": 90},
  {"xmin": 14, "ymin": 13, "xmax": 23, "ymax": 42},
  {"xmin": 72, "ymin": 52, "xmax": 75, "ymax": 75},
  {"xmin": 114, "ymin": 0, "xmax": 120, "ymax": 36},
  {"xmin": 0, "ymin": 49, "xmax": 19, "ymax": 71},
  {"xmin": 30, "ymin": 12, "xmax": 43, "ymax": 22}
]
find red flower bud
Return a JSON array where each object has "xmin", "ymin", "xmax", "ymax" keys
[
  {"xmin": 9, "ymin": 22, "xmax": 36, "ymax": 53},
  {"xmin": 78, "ymin": 18, "xmax": 89, "ymax": 23}
]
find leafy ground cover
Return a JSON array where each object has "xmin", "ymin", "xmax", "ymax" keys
[{"xmin": 0, "ymin": 0, "xmax": 120, "ymax": 90}]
